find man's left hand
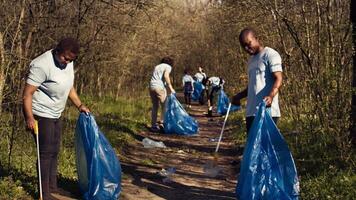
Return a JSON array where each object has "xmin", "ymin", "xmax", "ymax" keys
[{"xmin": 263, "ymin": 96, "xmax": 273, "ymax": 106}]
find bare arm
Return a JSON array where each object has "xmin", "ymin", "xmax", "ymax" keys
[
  {"xmin": 232, "ymin": 87, "xmax": 248, "ymax": 106},
  {"xmin": 164, "ymin": 70, "xmax": 175, "ymax": 93},
  {"xmin": 23, "ymin": 84, "xmax": 38, "ymax": 130},
  {"xmin": 264, "ymin": 71, "xmax": 283, "ymax": 106},
  {"xmin": 68, "ymin": 87, "xmax": 90, "ymax": 113}
]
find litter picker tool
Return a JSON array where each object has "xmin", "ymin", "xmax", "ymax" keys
[
  {"xmin": 34, "ymin": 120, "xmax": 43, "ymax": 200},
  {"xmin": 203, "ymin": 103, "xmax": 232, "ymax": 177},
  {"xmin": 214, "ymin": 102, "xmax": 232, "ymax": 154}
]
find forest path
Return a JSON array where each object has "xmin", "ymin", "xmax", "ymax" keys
[{"xmin": 120, "ymin": 93, "xmax": 241, "ymax": 200}]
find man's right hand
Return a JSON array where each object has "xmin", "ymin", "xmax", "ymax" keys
[{"xmin": 26, "ymin": 116, "xmax": 36, "ymax": 130}]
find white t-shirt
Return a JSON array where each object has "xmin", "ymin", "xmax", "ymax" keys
[
  {"xmin": 182, "ymin": 74, "xmax": 194, "ymax": 86},
  {"xmin": 26, "ymin": 50, "xmax": 74, "ymax": 118},
  {"xmin": 246, "ymin": 47, "xmax": 283, "ymax": 117},
  {"xmin": 149, "ymin": 63, "xmax": 172, "ymax": 90},
  {"xmin": 194, "ymin": 72, "xmax": 206, "ymax": 82},
  {"xmin": 208, "ymin": 76, "xmax": 221, "ymax": 87}
]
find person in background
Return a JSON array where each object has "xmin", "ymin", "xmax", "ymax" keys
[
  {"xmin": 149, "ymin": 56, "xmax": 175, "ymax": 132},
  {"xmin": 194, "ymin": 66, "xmax": 207, "ymax": 83},
  {"xmin": 205, "ymin": 76, "xmax": 224, "ymax": 116},
  {"xmin": 232, "ymin": 27, "xmax": 283, "ymax": 134},
  {"xmin": 194, "ymin": 66, "xmax": 207, "ymax": 105},
  {"xmin": 182, "ymin": 68, "xmax": 194, "ymax": 108},
  {"xmin": 23, "ymin": 37, "xmax": 90, "ymax": 200}
]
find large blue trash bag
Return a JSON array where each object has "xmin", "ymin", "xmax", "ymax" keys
[
  {"xmin": 164, "ymin": 94, "xmax": 199, "ymax": 135},
  {"xmin": 75, "ymin": 113, "xmax": 121, "ymax": 200},
  {"xmin": 192, "ymin": 81, "xmax": 203, "ymax": 101},
  {"xmin": 217, "ymin": 90, "xmax": 240, "ymax": 115},
  {"xmin": 236, "ymin": 102, "xmax": 299, "ymax": 200}
]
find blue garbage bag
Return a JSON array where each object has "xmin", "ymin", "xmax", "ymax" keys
[
  {"xmin": 75, "ymin": 113, "xmax": 121, "ymax": 200},
  {"xmin": 217, "ymin": 90, "xmax": 240, "ymax": 115},
  {"xmin": 236, "ymin": 102, "xmax": 299, "ymax": 200},
  {"xmin": 164, "ymin": 94, "xmax": 199, "ymax": 135},
  {"xmin": 192, "ymin": 81, "xmax": 203, "ymax": 101}
]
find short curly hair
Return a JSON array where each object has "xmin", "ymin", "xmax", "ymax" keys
[
  {"xmin": 239, "ymin": 27, "xmax": 258, "ymax": 44},
  {"xmin": 161, "ymin": 56, "xmax": 174, "ymax": 66},
  {"xmin": 55, "ymin": 37, "xmax": 80, "ymax": 55}
]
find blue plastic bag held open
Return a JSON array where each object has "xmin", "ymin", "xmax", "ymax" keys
[
  {"xmin": 75, "ymin": 113, "xmax": 122, "ymax": 200},
  {"xmin": 236, "ymin": 102, "xmax": 299, "ymax": 200},
  {"xmin": 217, "ymin": 90, "xmax": 240, "ymax": 115},
  {"xmin": 192, "ymin": 81, "xmax": 204, "ymax": 101},
  {"xmin": 164, "ymin": 94, "xmax": 199, "ymax": 135}
]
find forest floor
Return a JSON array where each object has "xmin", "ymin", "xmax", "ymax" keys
[
  {"xmin": 51, "ymin": 93, "xmax": 243, "ymax": 200},
  {"xmin": 119, "ymin": 94, "xmax": 242, "ymax": 200}
]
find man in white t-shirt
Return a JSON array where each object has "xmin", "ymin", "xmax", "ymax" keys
[
  {"xmin": 23, "ymin": 38, "xmax": 90, "ymax": 199},
  {"xmin": 206, "ymin": 76, "xmax": 224, "ymax": 116},
  {"xmin": 232, "ymin": 28, "xmax": 283, "ymax": 134},
  {"xmin": 149, "ymin": 57, "xmax": 175, "ymax": 132}
]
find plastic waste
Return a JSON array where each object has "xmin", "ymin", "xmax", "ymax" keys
[
  {"xmin": 177, "ymin": 150, "xmax": 186, "ymax": 154},
  {"xmin": 142, "ymin": 137, "xmax": 166, "ymax": 148},
  {"xmin": 236, "ymin": 101, "xmax": 299, "ymax": 200},
  {"xmin": 75, "ymin": 113, "xmax": 121, "ymax": 200},
  {"xmin": 192, "ymin": 81, "xmax": 204, "ymax": 101},
  {"xmin": 217, "ymin": 90, "xmax": 240, "ymax": 115},
  {"xmin": 203, "ymin": 160, "xmax": 221, "ymax": 178},
  {"xmin": 164, "ymin": 94, "xmax": 199, "ymax": 135},
  {"xmin": 158, "ymin": 167, "xmax": 176, "ymax": 183},
  {"xmin": 158, "ymin": 167, "xmax": 176, "ymax": 177}
]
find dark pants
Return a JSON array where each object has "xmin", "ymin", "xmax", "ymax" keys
[
  {"xmin": 208, "ymin": 86, "xmax": 221, "ymax": 106},
  {"xmin": 184, "ymin": 92, "xmax": 192, "ymax": 105},
  {"xmin": 184, "ymin": 82, "xmax": 193, "ymax": 105},
  {"xmin": 246, "ymin": 116, "xmax": 279, "ymax": 135},
  {"xmin": 33, "ymin": 115, "xmax": 62, "ymax": 199},
  {"xmin": 199, "ymin": 90, "xmax": 205, "ymax": 105}
]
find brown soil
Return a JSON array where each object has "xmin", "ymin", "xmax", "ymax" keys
[{"xmin": 120, "ymin": 97, "xmax": 242, "ymax": 200}]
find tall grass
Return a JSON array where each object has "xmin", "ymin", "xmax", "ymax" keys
[{"xmin": 0, "ymin": 95, "xmax": 151, "ymax": 199}]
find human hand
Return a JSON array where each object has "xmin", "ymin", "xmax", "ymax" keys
[
  {"xmin": 26, "ymin": 116, "xmax": 36, "ymax": 130},
  {"xmin": 171, "ymin": 89, "xmax": 176, "ymax": 94},
  {"xmin": 78, "ymin": 104, "xmax": 90, "ymax": 114},
  {"xmin": 263, "ymin": 96, "xmax": 273, "ymax": 106}
]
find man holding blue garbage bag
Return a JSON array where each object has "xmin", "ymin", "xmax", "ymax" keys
[
  {"xmin": 232, "ymin": 27, "xmax": 283, "ymax": 133},
  {"xmin": 23, "ymin": 37, "xmax": 90, "ymax": 200},
  {"xmin": 149, "ymin": 56, "xmax": 176, "ymax": 132}
]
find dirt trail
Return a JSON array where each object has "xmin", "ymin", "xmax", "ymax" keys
[{"xmin": 120, "ymin": 96, "xmax": 241, "ymax": 200}]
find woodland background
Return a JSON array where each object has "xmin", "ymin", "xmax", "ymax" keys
[{"xmin": 0, "ymin": 0, "xmax": 355, "ymax": 199}]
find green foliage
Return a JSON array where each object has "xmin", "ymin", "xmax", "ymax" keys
[
  {"xmin": 0, "ymin": 176, "xmax": 32, "ymax": 199},
  {"xmin": 300, "ymin": 170, "xmax": 356, "ymax": 200},
  {"xmin": 228, "ymin": 110, "xmax": 247, "ymax": 144},
  {"xmin": 0, "ymin": 95, "xmax": 151, "ymax": 199}
]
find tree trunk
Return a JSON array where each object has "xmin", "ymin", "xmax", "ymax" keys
[
  {"xmin": 0, "ymin": 32, "xmax": 5, "ymax": 114},
  {"xmin": 351, "ymin": 0, "xmax": 356, "ymax": 144}
]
